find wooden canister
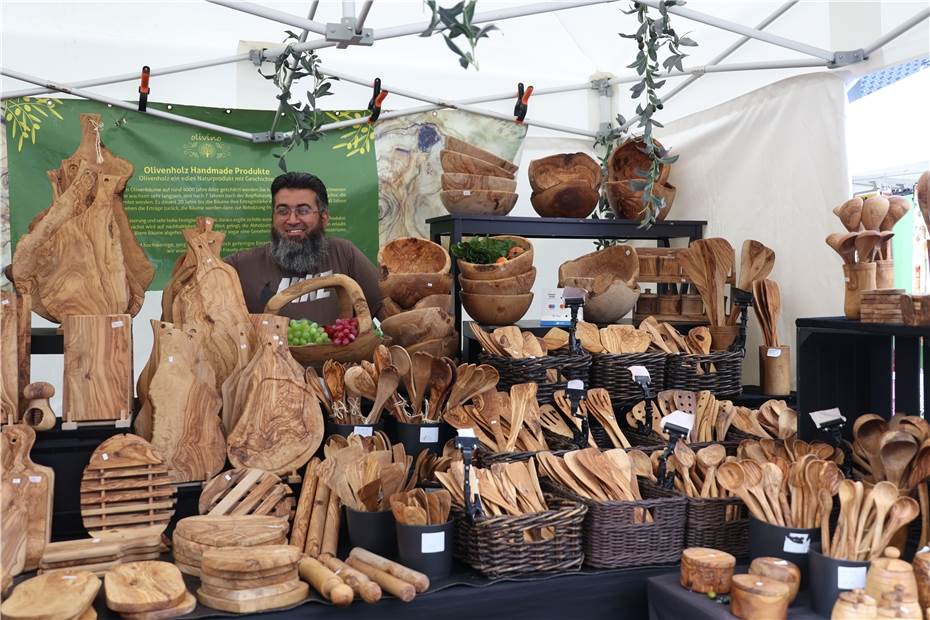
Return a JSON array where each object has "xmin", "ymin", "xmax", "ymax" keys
[
  {"xmin": 709, "ymin": 325, "xmax": 739, "ymax": 351},
  {"xmin": 866, "ymin": 548, "xmax": 918, "ymax": 603},
  {"xmin": 831, "ymin": 590, "xmax": 877, "ymax": 620},
  {"xmin": 843, "ymin": 263, "xmax": 877, "ymax": 320},
  {"xmin": 657, "ymin": 294, "xmax": 680, "ymax": 316},
  {"xmin": 877, "ymin": 586, "xmax": 921, "ymax": 618},
  {"xmin": 759, "ymin": 346, "xmax": 791, "ymax": 396},
  {"xmin": 730, "ymin": 574, "xmax": 791, "ymax": 620},
  {"xmin": 875, "ymin": 259, "xmax": 894, "ymax": 290},
  {"xmin": 749, "ymin": 557, "xmax": 801, "ymax": 604},
  {"xmin": 680, "ymin": 547, "xmax": 736, "ymax": 594},
  {"xmin": 636, "ymin": 292, "xmax": 658, "ymax": 315},
  {"xmin": 681, "ymin": 294, "xmax": 704, "ymax": 317},
  {"xmin": 658, "ymin": 256, "xmax": 678, "ymax": 277},
  {"xmin": 639, "ymin": 255, "xmax": 658, "ymax": 278},
  {"xmin": 912, "ymin": 551, "xmax": 930, "ymax": 610}
]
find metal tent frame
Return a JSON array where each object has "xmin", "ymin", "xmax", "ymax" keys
[{"xmin": 1, "ymin": 0, "xmax": 927, "ymax": 143}]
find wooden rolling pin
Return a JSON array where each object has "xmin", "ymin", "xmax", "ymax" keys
[
  {"xmin": 345, "ymin": 558, "xmax": 415, "ymax": 603},
  {"xmin": 319, "ymin": 554, "xmax": 381, "ymax": 604},
  {"xmin": 348, "ymin": 547, "xmax": 429, "ymax": 593},
  {"xmin": 297, "ymin": 556, "xmax": 354, "ymax": 607}
]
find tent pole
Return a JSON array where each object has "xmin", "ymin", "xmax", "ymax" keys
[
  {"xmin": 611, "ymin": 58, "xmax": 828, "ymax": 85},
  {"xmin": 862, "ymin": 7, "xmax": 930, "ymax": 57},
  {"xmin": 661, "ymin": 0, "xmax": 799, "ymax": 104},
  {"xmin": 355, "ymin": 1, "xmax": 374, "ymax": 32},
  {"xmin": 0, "ymin": 67, "xmax": 256, "ymax": 141},
  {"xmin": 269, "ymin": 2, "xmax": 321, "ymax": 137},
  {"xmin": 635, "ymin": 0, "xmax": 835, "ymax": 62},
  {"xmin": 205, "ymin": 0, "xmax": 328, "ymax": 35}
]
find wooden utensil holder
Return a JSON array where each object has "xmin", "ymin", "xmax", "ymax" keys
[
  {"xmin": 709, "ymin": 325, "xmax": 739, "ymax": 352},
  {"xmin": 843, "ymin": 263, "xmax": 877, "ymax": 320},
  {"xmin": 809, "ymin": 548, "xmax": 870, "ymax": 616},
  {"xmin": 639, "ymin": 256, "xmax": 658, "ymax": 278},
  {"xmin": 875, "ymin": 259, "xmax": 894, "ymax": 290},
  {"xmin": 681, "ymin": 294, "xmax": 704, "ymax": 317},
  {"xmin": 730, "ymin": 574, "xmax": 790, "ymax": 620},
  {"xmin": 636, "ymin": 292, "xmax": 658, "ymax": 315},
  {"xmin": 657, "ymin": 294, "xmax": 680, "ymax": 315},
  {"xmin": 759, "ymin": 346, "xmax": 791, "ymax": 396}
]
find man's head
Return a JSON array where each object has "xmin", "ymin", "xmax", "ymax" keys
[{"xmin": 270, "ymin": 172, "xmax": 330, "ymax": 274}]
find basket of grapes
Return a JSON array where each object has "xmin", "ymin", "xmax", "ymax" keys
[{"xmin": 264, "ymin": 273, "xmax": 382, "ymax": 366}]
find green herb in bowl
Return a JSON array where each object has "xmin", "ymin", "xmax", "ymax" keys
[{"xmin": 450, "ymin": 236, "xmax": 517, "ymax": 264}]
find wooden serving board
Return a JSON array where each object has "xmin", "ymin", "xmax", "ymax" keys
[
  {"xmin": 80, "ymin": 434, "xmax": 176, "ymax": 535},
  {"xmin": 196, "ymin": 581, "xmax": 309, "ymax": 614},
  {"xmin": 0, "ymin": 570, "xmax": 100, "ymax": 620},
  {"xmin": 2, "ymin": 425, "xmax": 54, "ymax": 570},
  {"xmin": 63, "ymin": 314, "xmax": 133, "ymax": 423},
  {"xmin": 172, "ymin": 515, "xmax": 288, "ymax": 572},
  {"xmin": 1, "ymin": 477, "xmax": 27, "ymax": 591},
  {"xmin": 105, "ymin": 561, "xmax": 188, "ymax": 614},
  {"xmin": 198, "ymin": 468, "xmax": 294, "ymax": 519},
  {"xmin": 200, "ymin": 544, "xmax": 301, "ymax": 574},
  {"xmin": 120, "ymin": 592, "xmax": 196, "ymax": 620},
  {"xmin": 200, "ymin": 567, "xmax": 299, "ymax": 590},
  {"xmin": 1, "ymin": 291, "xmax": 19, "ymax": 424}
]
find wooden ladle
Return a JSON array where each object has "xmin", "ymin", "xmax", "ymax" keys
[
  {"xmin": 833, "ymin": 197, "xmax": 864, "ymax": 232},
  {"xmin": 872, "ymin": 495, "xmax": 920, "ymax": 559},
  {"xmin": 861, "ymin": 196, "xmax": 890, "ymax": 231},
  {"xmin": 697, "ymin": 444, "xmax": 726, "ymax": 497},
  {"xmin": 879, "ymin": 430, "xmax": 918, "ymax": 488},
  {"xmin": 853, "ymin": 414, "xmax": 889, "ymax": 479},
  {"xmin": 868, "ymin": 481, "xmax": 899, "ymax": 559},
  {"xmin": 716, "ymin": 462, "xmax": 767, "ymax": 521},
  {"xmin": 854, "ymin": 230, "xmax": 882, "ymax": 263}
]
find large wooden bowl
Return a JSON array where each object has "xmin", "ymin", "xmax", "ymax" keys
[
  {"xmin": 456, "ymin": 235, "xmax": 534, "ymax": 281},
  {"xmin": 559, "ymin": 245, "xmax": 639, "ymax": 289},
  {"xmin": 528, "ymin": 152, "xmax": 601, "ymax": 193},
  {"xmin": 406, "ymin": 335, "xmax": 459, "ymax": 358},
  {"xmin": 380, "ymin": 307, "xmax": 455, "ymax": 348},
  {"xmin": 445, "ymin": 136, "xmax": 519, "ymax": 175},
  {"xmin": 441, "ymin": 173, "xmax": 517, "ymax": 193},
  {"xmin": 441, "ymin": 150, "xmax": 514, "ymax": 179},
  {"xmin": 562, "ymin": 276, "xmax": 640, "ymax": 323},
  {"xmin": 608, "ymin": 137, "xmax": 672, "ymax": 185},
  {"xmin": 412, "ymin": 294, "xmax": 453, "ymax": 312},
  {"xmin": 440, "ymin": 190, "xmax": 518, "ymax": 216},
  {"xmin": 605, "ymin": 180, "xmax": 676, "ymax": 221},
  {"xmin": 530, "ymin": 181, "xmax": 599, "ymax": 218},
  {"xmin": 264, "ymin": 274, "xmax": 380, "ymax": 365},
  {"xmin": 462, "ymin": 292, "xmax": 533, "ymax": 326},
  {"xmin": 458, "ymin": 267, "xmax": 536, "ymax": 295},
  {"xmin": 379, "ymin": 272, "xmax": 452, "ymax": 309},
  {"xmin": 378, "ymin": 237, "xmax": 451, "ymax": 275}
]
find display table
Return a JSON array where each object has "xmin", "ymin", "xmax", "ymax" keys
[{"xmin": 647, "ymin": 573, "xmax": 824, "ymax": 620}]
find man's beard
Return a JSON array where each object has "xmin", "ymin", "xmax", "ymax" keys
[{"xmin": 270, "ymin": 228, "xmax": 328, "ymax": 275}]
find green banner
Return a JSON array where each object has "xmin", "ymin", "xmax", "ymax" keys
[{"xmin": 4, "ymin": 98, "xmax": 378, "ymax": 289}]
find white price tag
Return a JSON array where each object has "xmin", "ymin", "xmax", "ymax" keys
[
  {"xmin": 783, "ymin": 532, "xmax": 810, "ymax": 554},
  {"xmin": 660, "ymin": 410, "xmax": 694, "ymax": 435},
  {"xmin": 463, "ymin": 190, "xmax": 471, "ymax": 196},
  {"xmin": 111, "ymin": 320, "xmax": 124, "ymax": 328},
  {"xmin": 28, "ymin": 475, "xmax": 42, "ymax": 483},
  {"xmin": 809, "ymin": 408, "xmax": 846, "ymax": 429},
  {"xmin": 354, "ymin": 426, "xmax": 373, "ymax": 437},
  {"xmin": 167, "ymin": 356, "xmax": 174, "ymax": 363},
  {"xmin": 421, "ymin": 532, "xmax": 445, "ymax": 554},
  {"xmin": 767, "ymin": 348, "xmax": 782, "ymax": 358},
  {"xmin": 457, "ymin": 428, "xmax": 476, "ymax": 439},
  {"xmin": 102, "ymin": 453, "xmax": 109, "ymax": 461},
  {"xmin": 837, "ymin": 566, "xmax": 867, "ymax": 589},
  {"xmin": 1, "ymin": 299, "xmax": 9, "ymax": 305},
  {"xmin": 628, "ymin": 366, "xmax": 651, "ymax": 381},
  {"xmin": 420, "ymin": 426, "xmax": 439, "ymax": 443},
  {"xmin": 11, "ymin": 477, "xmax": 21, "ymax": 485}
]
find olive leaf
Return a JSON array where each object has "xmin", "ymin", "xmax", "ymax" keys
[{"xmin": 421, "ymin": 0, "xmax": 497, "ymax": 70}]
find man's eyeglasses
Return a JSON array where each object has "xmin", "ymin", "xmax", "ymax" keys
[{"xmin": 274, "ymin": 205, "xmax": 321, "ymax": 217}]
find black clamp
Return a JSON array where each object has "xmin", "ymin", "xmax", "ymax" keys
[
  {"xmin": 455, "ymin": 431, "xmax": 484, "ymax": 521},
  {"xmin": 566, "ymin": 380, "xmax": 589, "ymax": 448},
  {"xmin": 513, "ymin": 82, "xmax": 533, "ymax": 123},
  {"xmin": 810, "ymin": 410, "xmax": 852, "ymax": 478},
  {"xmin": 730, "ymin": 287, "xmax": 753, "ymax": 353},
  {"xmin": 138, "ymin": 66, "xmax": 151, "ymax": 112},
  {"xmin": 656, "ymin": 421, "xmax": 690, "ymax": 489},
  {"xmin": 564, "ymin": 287, "xmax": 586, "ymax": 355},
  {"xmin": 367, "ymin": 77, "xmax": 389, "ymax": 123},
  {"xmin": 630, "ymin": 367, "xmax": 655, "ymax": 435}
]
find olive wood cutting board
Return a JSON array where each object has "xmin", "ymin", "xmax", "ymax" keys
[
  {"xmin": 63, "ymin": 314, "xmax": 133, "ymax": 424},
  {"xmin": 80, "ymin": 434, "xmax": 176, "ymax": 535},
  {"xmin": 198, "ymin": 468, "xmax": 294, "ymax": 519},
  {"xmin": 172, "ymin": 515, "xmax": 289, "ymax": 572},
  {"xmin": 195, "ymin": 581, "xmax": 309, "ymax": 614},
  {"xmin": 104, "ymin": 561, "xmax": 189, "ymax": 614},
  {"xmin": 1, "ymin": 290, "xmax": 19, "ymax": 423},
  {"xmin": 1, "ymin": 477, "xmax": 27, "ymax": 591},
  {"xmin": 200, "ymin": 544, "xmax": 301, "ymax": 574},
  {"xmin": 161, "ymin": 216, "xmax": 226, "ymax": 323},
  {"xmin": 1, "ymin": 425, "xmax": 54, "ymax": 570},
  {"xmin": 0, "ymin": 570, "xmax": 100, "ymax": 620}
]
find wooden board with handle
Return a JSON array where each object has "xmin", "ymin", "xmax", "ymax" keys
[
  {"xmin": 2, "ymin": 425, "xmax": 54, "ymax": 571},
  {"xmin": 198, "ymin": 468, "xmax": 294, "ymax": 519},
  {"xmin": 63, "ymin": 314, "xmax": 133, "ymax": 424},
  {"xmin": 80, "ymin": 434, "xmax": 176, "ymax": 535}
]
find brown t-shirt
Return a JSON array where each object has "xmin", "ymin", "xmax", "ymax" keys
[{"xmin": 225, "ymin": 238, "xmax": 383, "ymax": 325}]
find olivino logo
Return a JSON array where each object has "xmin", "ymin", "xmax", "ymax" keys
[{"xmin": 182, "ymin": 132, "xmax": 231, "ymax": 159}]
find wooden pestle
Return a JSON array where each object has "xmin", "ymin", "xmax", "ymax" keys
[
  {"xmin": 345, "ymin": 558, "xmax": 415, "ymax": 602},
  {"xmin": 319, "ymin": 554, "xmax": 381, "ymax": 604},
  {"xmin": 298, "ymin": 556, "xmax": 354, "ymax": 607}
]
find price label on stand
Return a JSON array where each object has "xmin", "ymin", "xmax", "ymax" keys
[
  {"xmin": 628, "ymin": 366, "xmax": 650, "ymax": 381},
  {"xmin": 809, "ymin": 407, "xmax": 845, "ymax": 429},
  {"xmin": 354, "ymin": 426, "xmax": 373, "ymax": 437},
  {"xmin": 660, "ymin": 410, "xmax": 694, "ymax": 436}
]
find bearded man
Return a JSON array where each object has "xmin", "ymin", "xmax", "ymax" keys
[{"xmin": 225, "ymin": 172, "xmax": 384, "ymax": 322}]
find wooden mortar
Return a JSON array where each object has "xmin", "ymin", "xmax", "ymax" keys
[{"xmin": 680, "ymin": 547, "xmax": 736, "ymax": 594}]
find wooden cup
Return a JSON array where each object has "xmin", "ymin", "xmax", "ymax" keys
[
  {"xmin": 681, "ymin": 294, "xmax": 704, "ymax": 317},
  {"xmin": 843, "ymin": 263, "xmax": 877, "ymax": 320},
  {"xmin": 875, "ymin": 259, "xmax": 894, "ymax": 290},
  {"xmin": 759, "ymin": 346, "xmax": 791, "ymax": 396},
  {"xmin": 709, "ymin": 325, "xmax": 739, "ymax": 351},
  {"xmin": 657, "ymin": 294, "xmax": 680, "ymax": 316},
  {"xmin": 636, "ymin": 293, "xmax": 658, "ymax": 315}
]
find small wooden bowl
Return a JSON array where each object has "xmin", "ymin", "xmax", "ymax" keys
[
  {"xmin": 441, "ymin": 173, "xmax": 517, "ymax": 193},
  {"xmin": 458, "ymin": 268, "xmax": 537, "ymax": 295},
  {"xmin": 461, "ymin": 292, "xmax": 533, "ymax": 326},
  {"xmin": 379, "ymin": 237, "xmax": 450, "ymax": 275},
  {"xmin": 608, "ymin": 137, "xmax": 671, "ymax": 185},
  {"xmin": 380, "ymin": 308, "xmax": 455, "ymax": 348},
  {"xmin": 412, "ymin": 294, "xmax": 453, "ymax": 312},
  {"xmin": 440, "ymin": 150, "xmax": 513, "ymax": 179},
  {"xmin": 456, "ymin": 235, "xmax": 534, "ymax": 281},
  {"xmin": 605, "ymin": 180, "xmax": 676, "ymax": 221},
  {"xmin": 527, "ymin": 152, "xmax": 601, "ymax": 193},
  {"xmin": 440, "ymin": 190, "xmax": 518, "ymax": 216},
  {"xmin": 530, "ymin": 181, "xmax": 599, "ymax": 218},
  {"xmin": 445, "ymin": 136, "xmax": 518, "ymax": 175},
  {"xmin": 379, "ymin": 273, "xmax": 452, "ymax": 309},
  {"xmin": 558, "ymin": 245, "xmax": 639, "ymax": 288}
]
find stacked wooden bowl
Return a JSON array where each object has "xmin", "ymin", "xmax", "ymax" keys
[
  {"xmin": 604, "ymin": 137, "xmax": 676, "ymax": 221},
  {"xmin": 439, "ymin": 137, "xmax": 519, "ymax": 216},
  {"xmin": 558, "ymin": 245, "xmax": 640, "ymax": 323},
  {"xmin": 528, "ymin": 153, "xmax": 601, "ymax": 218},
  {"xmin": 458, "ymin": 235, "xmax": 535, "ymax": 325},
  {"xmin": 378, "ymin": 237, "xmax": 453, "ymax": 315}
]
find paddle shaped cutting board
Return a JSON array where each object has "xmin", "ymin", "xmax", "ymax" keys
[{"xmin": 1, "ymin": 425, "xmax": 54, "ymax": 571}]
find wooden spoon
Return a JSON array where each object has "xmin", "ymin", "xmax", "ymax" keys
[
  {"xmin": 861, "ymin": 196, "xmax": 890, "ymax": 231},
  {"xmin": 872, "ymin": 496, "xmax": 920, "ymax": 560},
  {"xmin": 881, "ymin": 196, "xmax": 911, "ymax": 231},
  {"xmin": 673, "ymin": 442, "xmax": 700, "ymax": 497},
  {"xmin": 868, "ymin": 481, "xmax": 899, "ymax": 559},
  {"xmin": 819, "ymin": 488, "xmax": 834, "ymax": 556},
  {"xmin": 761, "ymin": 462, "xmax": 786, "ymax": 526},
  {"xmin": 716, "ymin": 462, "xmax": 767, "ymax": 521},
  {"xmin": 833, "ymin": 197, "xmax": 864, "ymax": 232},
  {"xmin": 410, "ymin": 352, "xmax": 434, "ymax": 416},
  {"xmin": 854, "ymin": 230, "xmax": 882, "ymax": 263},
  {"xmin": 854, "ymin": 414, "xmax": 889, "ymax": 480},
  {"xmin": 425, "ymin": 357, "xmax": 454, "ymax": 421},
  {"xmin": 628, "ymin": 449, "xmax": 657, "ymax": 483},
  {"xmin": 697, "ymin": 444, "xmax": 726, "ymax": 497},
  {"xmin": 345, "ymin": 365, "xmax": 377, "ymax": 400},
  {"xmin": 389, "ymin": 345, "xmax": 413, "ymax": 397},
  {"xmin": 826, "ymin": 233, "xmax": 855, "ymax": 265},
  {"xmin": 879, "ymin": 430, "xmax": 918, "ymax": 488},
  {"xmin": 737, "ymin": 239, "xmax": 776, "ymax": 291},
  {"xmin": 366, "ymin": 366, "xmax": 400, "ymax": 424},
  {"xmin": 832, "ymin": 479, "xmax": 856, "ymax": 558}
]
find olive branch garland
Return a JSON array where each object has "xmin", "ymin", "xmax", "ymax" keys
[{"xmin": 421, "ymin": 0, "xmax": 498, "ymax": 71}]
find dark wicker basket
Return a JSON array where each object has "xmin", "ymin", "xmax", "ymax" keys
[
  {"xmin": 665, "ymin": 349, "xmax": 745, "ymax": 397},
  {"xmin": 547, "ymin": 479, "xmax": 686, "ymax": 569},
  {"xmin": 453, "ymin": 494, "xmax": 587, "ymax": 578},
  {"xmin": 648, "ymin": 482, "xmax": 749, "ymax": 558},
  {"xmin": 479, "ymin": 349, "xmax": 592, "ymax": 405},
  {"xmin": 589, "ymin": 351, "xmax": 667, "ymax": 407}
]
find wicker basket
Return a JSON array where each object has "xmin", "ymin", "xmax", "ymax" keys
[
  {"xmin": 589, "ymin": 351, "xmax": 667, "ymax": 407},
  {"xmin": 665, "ymin": 349, "xmax": 744, "ymax": 397},
  {"xmin": 453, "ymin": 494, "xmax": 586, "ymax": 578},
  {"xmin": 647, "ymin": 481, "xmax": 749, "ymax": 558},
  {"xmin": 479, "ymin": 349, "xmax": 592, "ymax": 405},
  {"xmin": 547, "ymin": 479, "xmax": 686, "ymax": 569}
]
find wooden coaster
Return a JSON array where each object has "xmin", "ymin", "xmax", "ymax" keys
[
  {"xmin": 121, "ymin": 591, "xmax": 196, "ymax": 620},
  {"xmin": 199, "ymin": 562, "xmax": 296, "ymax": 581},
  {"xmin": 196, "ymin": 581, "xmax": 308, "ymax": 614},
  {"xmin": 172, "ymin": 559, "xmax": 201, "ymax": 578}
]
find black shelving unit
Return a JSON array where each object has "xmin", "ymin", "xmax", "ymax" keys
[
  {"xmin": 796, "ymin": 316, "xmax": 929, "ymax": 440},
  {"xmin": 427, "ymin": 214, "xmax": 707, "ymax": 332}
]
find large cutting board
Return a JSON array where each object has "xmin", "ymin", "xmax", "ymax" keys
[
  {"xmin": 1, "ymin": 425, "xmax": 54, "ymax": 571},
  {"xmin": 63, "ymin": 314, "xmax": 133, "ymax": 424},
  {"xmin": 1, "ymin": 290, "xmax": 19, "ymax": 424}
]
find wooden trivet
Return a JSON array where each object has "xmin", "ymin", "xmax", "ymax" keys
[{"xmin": 198, "ymin": 468, "xmax": 294, "ymax": 519}]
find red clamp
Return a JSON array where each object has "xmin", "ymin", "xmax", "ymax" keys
[
  {"xmin": 513, "ymin": 82, "xmax": 533, "ymax": 124},
  {"xmin": 367, "ymin": 78, "xmax": 389, "ymax": 123},
  {"xmin": 138, "ymin": 66, "xmax": 151, "ymax": 112}
]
